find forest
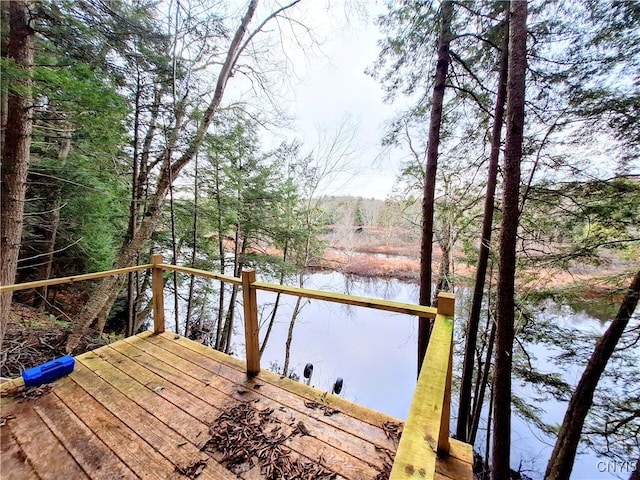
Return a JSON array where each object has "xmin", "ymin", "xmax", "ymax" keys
[{"xmin": 1, "ymin": 1, "xmax": 639, "ymax": 479}]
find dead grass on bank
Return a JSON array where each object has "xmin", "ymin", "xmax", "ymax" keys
[
  {"xmin": 317, "ymin": 249, "xmax": 421, "ymax": 280},
  {"xmin": 319, "ymin": 227, "xmax": 634, "ymax": 298}
]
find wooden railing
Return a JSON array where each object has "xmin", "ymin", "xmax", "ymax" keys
[{"xmin": 1, "ymin": 254, "xmax": 457, "ymax": 479}]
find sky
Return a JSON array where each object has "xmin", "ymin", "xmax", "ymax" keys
[
  {"xmin": 170, "ymin": 0, "xmax": 407, "ymax": 200},
  {"xmin": 269, "ymin": 1, "xmax": 407, "ymax": 199}
]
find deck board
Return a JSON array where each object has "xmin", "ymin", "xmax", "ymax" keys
[
  {"xmin": 120, "ymin": 334, "xmax": 384, "ymax": 479},
  {"xmin": 8, "ymin": 398, "xmax": 89, "ymax": 479},
  {"xmin": 78, "ymin": 351, "xmax": 212, "ymax": 444},
  {"xmin": 150, "ymin": 333, "xmax": 398, "ymax": 449},
  {"xmin": 70, "ymin": 361, "xmax": 226, "ymax": 480},
  {"xmin": 53, "ymin": 376, "xmax": 184, "ymax": 480},
  {"xmin": 1, "ymin": 331, "xmax": 473, "ymax": 480},
  {"xmin": 34, "ymin": 394, "xmax": 137, "ymax": 480},
  {"xmin": 1, "ymin": 421, "xmax": 38, "ymax": 480}
]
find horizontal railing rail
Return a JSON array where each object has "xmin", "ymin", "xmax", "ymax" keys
[
  {"xmin": 253, "ymin": 280, "xmax": 438, "ymax": 317},
  {"xmin": 1, "ymin": 254, "xmax": 456, "ymax": 479},
  {"xmin": 0, "ymin": 264, "xmax": 153, "ymax": 293},
  {"xmin": 161, "ymin": 263, "xmax": 242, "ymax": 286}
]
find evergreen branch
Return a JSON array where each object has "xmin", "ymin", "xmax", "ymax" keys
[
  {"xmin": 449, "ymin": 51, "xmax": 494, "ymax": 95},
  {"xmin": 16, "ymin": 236, "xmax": 84, "ymax": 263},
  {"xmin": 28, "ymin": 172, "xmax": 117, "ymax": 196}
]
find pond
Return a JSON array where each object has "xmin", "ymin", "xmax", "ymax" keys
[{"xmin": 167, "ymin": 271, "xmax": 633, "ymax": 479}]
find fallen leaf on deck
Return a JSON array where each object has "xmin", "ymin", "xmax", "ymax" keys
[{"xmin": 176, "ymin": 458, "xmax": 208, "ymax": 478}]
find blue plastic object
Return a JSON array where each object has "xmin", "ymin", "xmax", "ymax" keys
[{"xmin": 22, "ymin": 355, "xmax": 75, "ymax": 387}]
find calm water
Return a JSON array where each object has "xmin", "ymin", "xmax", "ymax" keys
[{"xmin": 168, "ymin": 271, "xmax": 631, "ymax": 480}]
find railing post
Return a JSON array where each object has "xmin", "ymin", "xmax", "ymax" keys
[
  {"xmin": 151, "ymin": 254, "xmax": 165, "ymax": 334},
  {"xmin": 391, "ymin": 293, "xmax": 456, "ymax": 478},
  {"xmin": 436, "ymin": 291, "xmax": 455, "ymax": 316},
  {"xmin": 242, "ymin": 269, "xmax": 260, "ymax": 377},
  {"xmin": 437, "ymin": 291, "xmax": 455, "ymax": 456}
]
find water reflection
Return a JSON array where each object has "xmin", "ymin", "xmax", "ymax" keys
[
  {"xmin": 253, "ymin": 272, "xmax": 420, "ymax": 419},
  {"xmin": 247, "ymin": 272, "xmax": 625, "ymax": 480}
]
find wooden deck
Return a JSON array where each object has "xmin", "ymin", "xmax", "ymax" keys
[{"xmin": 0, "ymin": 331, "xmax": 472, "ymax": 480}]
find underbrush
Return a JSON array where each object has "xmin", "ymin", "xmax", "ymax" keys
[{"xmin": 1, "ymin": 303, "xmax": 110, "ymax": 379}]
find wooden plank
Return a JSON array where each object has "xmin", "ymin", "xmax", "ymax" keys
[
  {"xmin": 435, "ymin": 454, "xmax": 474, "ymax": 480},
  {"xmin": 6, "ymin": 400, "xmax": 89, "ymax": 479},
  {"xmin": 111, "ymin": 337, "xmax": 233, "ymax": 408},
  {"xmin": 79, "ymin": 346, "xmax": 212, "ymax": 443},
  {"xmin": 77, "ymin": 349, "xmax": 241, "ymax": 479},
  {"xmin": 286, "ymin": 433, "xmax": 382, "ymax": 480},
  {"xmin": 253, "ymin": 281, "xmax": 439, "ymax": 318},
  {"xmin": 448, "ymin": 438, "xmax": 474, "ymax": 465},
  {"xmin": 33, "ymin": 394, "xmax": 137, "ymax": 480},
  {"xmin": 68, "ymin": 362, "xmax": 230, "ymax": 480},
  {"xmin": 53, "ymin": 376, "xmax": 186, "ymax": 480},
  {"xmin": 436, "ymin": 438, "xmax": 474, "ymax": 479},
  {"xmin": 435, "ymin": 440, "xmax": 474, "ymax": 480},
  {"xmin": 242, "ymin": 269, "xmax": 260, "ymax": 376},
  {"xmin": 0, "ymin": 377, "xmax": 25, "ymax": 399},
  {"xmin": 389, "ymin": 314, "xmax": 454, "ymax": 480},
  {"xmin": 116, "ymin": 335, "xmax": 386, "ymax": 478},
  {"xmin": 146, "ymin": 333, "xmax": 399, "ymax": 450},
  {"xmin": 151, "ymin": 254, "xmax": 165, "ymax": 334},
  {"xmin": 1, "ymin": 418, "xmax": 38, "ymax": 480},
  {"xmin": 198, "ymin": 412, "xmax": 364, "ymax": 480},
  {"xmin": 153, "ymin": 331, "xmax": 404, "ymax": 430},
  {"xmin": 438, "ymin": 332, "xmax": 453, "ymax": 453},
  {"xmin": 0, "ymin": 264, "xmax": 152, "ymax": 293},
  {"xmin": 94, "ymin": 342, "xmax": 220, "ymax": 426}
]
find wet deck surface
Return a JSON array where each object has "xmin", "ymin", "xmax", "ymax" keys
[{"xmin": 0, "ymin": 331, "xmax": 472, "ymax": 479}]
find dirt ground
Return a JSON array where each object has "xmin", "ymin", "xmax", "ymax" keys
[{"xmin": 1, "ymin": 297, "xmax": 109, "ymax": 379}]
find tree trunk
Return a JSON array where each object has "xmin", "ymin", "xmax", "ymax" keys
[
  {"xmin": 132, "ymin": 267, "xmax": 152, "ymax": 333},
  {"xmin": 544, "ymin": 270, "xmax": 640, "ymax": 480},
  {"xmin": 418, "ymin": 0, "xmax": 454, "ymax": 374},
  {"xmin": 224, "ymin": 232, "xmax": 248, "ymax": 353},
  {"xmin": 261, "ymin": 291, "xmax": 281, "ymax": 355},
  {"xmin": 64, "ymin": 0, "xmax": 261, "ymax": 353},
  {"xmin": 65, "ymin": 190, "xmax": 167, "ymax": 351},
  {"xmin": 435, "ymin": 219, "xmax": 452, "ymax": 296},
  {"xmin": 126, "ymin": 70, "xmax": 144, "ymax": 337},
  {"xmin": 283, "ymin": 286, "xmax": 306, "ymax": 377},
  {"xmin": 33, "ymin": 123, "xmax": 73, "ymax": 309},
  {"xmin": 216, "ymin": 280, "xmax": 226, "ymax": 349},
  {"xmin": 456, "ymin": 13, "xmax": 510, "ymax": 442},
  {"xmin": 214, "ymin": 160, "xmax": 226, "ymax": 349},
  {"xmin": 491, "ymin": 2, "xmax": 527, "ymax": 479},
  {"xmin": 168, "ymin": 167, "xmax": 180, "ymax": 334},
  {"xmin": 0, "ymin": 0, "xmax": 34, "ymax": 347},
  {"xmin": 470, "ymin": 318, "xmax": 495, "ymax": 446},
  {"xmin": 221, "ymin": 284, "xmax": 238, "ymax": 353},
  {"xmin": 260, "ymin": 240, "xmax": 289, "ymax": 355},
  {"xmin": 185, "ymin": 154, "xmax": 199, "ymax": 338},
  {"xmin": 0, "ymin": 2, "xmax": 9, "ymax": 151}
]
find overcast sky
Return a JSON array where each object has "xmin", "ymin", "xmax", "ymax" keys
[{"xmin": 275, "ymin": 1, "xmax": 407, "ymax": 199}]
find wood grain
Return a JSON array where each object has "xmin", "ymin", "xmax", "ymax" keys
[
  {"xmin": 389, "ymin": 314, "xmax": 455, "ymax": 480},
  {"xmin": 0, "ymin": 329, "xmax": 471, "ymax": 480}
]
